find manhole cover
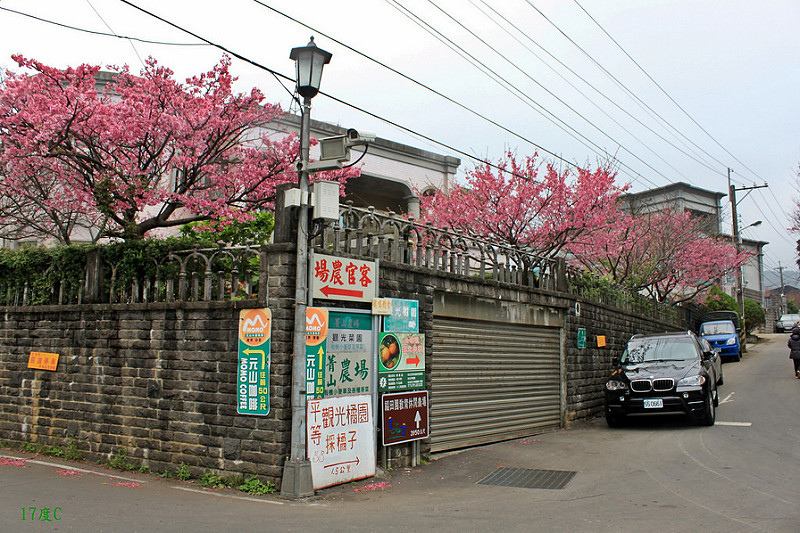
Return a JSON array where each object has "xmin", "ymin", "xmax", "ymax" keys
[{"xmin": 477, "ymin": 467, "xmax": 576, "ymax": 490}]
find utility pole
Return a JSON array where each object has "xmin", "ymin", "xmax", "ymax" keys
[
  {"xmin": 728, "ymin": 168, "xmax": 768, "ymax": 337},
  {"xmin": 779, "ymin": 262, "xmax": 785, "ymax": 314}
]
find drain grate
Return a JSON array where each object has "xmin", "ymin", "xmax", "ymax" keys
[{"xmin": 477, "ymin": 467, "xmax": 576, "ymax": 490}]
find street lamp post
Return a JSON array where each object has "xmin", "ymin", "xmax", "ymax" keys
[{"xmin": 282, "ymin": 37, "xmax": 331, "ymax": 500}]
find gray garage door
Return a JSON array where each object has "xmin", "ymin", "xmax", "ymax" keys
[{"xmin": 430, "ymin": 316, "xmax": 561, "ymax": 452}]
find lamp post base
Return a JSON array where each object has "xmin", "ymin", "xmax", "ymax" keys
[{"xmin": 280, "ymin": 458, "xmax": 314, "ymax": 499}]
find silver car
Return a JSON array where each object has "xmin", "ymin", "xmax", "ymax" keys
[{"xmin": 775, "ymin": 314, "xmax": 800, "ymax": 333}]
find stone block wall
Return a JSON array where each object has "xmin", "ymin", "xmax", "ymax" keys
[
  {"xmin": 0, "ymin": 242, "xmax": 689, "ymax": 489},
  {"xmin": 0, "ymin": 246, "xmax": 298, "ymax": 487},
  {"xmin": 565, "ymin": 299, "xmax": 690, "ymax": 422},
  {"xmin": 0, "ymin": 302, "xmax": 293, "ymax": 480}
]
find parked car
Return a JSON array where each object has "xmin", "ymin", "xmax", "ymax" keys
[
  {"xmin": 775, "ymin": 313, "xmax": 800, "ymax": 333},
  {"xmin": 698, "ymin": 319, "xmax": 741, "ymax": 362},
  {"xmin": 700, "ymin": 310, "xmax": 745, "ymax": 352},
  {"xmin": 605, "ymin": 331, "xmax": 721, "ymax": 427}
]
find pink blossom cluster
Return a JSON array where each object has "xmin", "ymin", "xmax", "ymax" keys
[{"xmin": 0, "ymin": 55, "xmax": 358, "ymax": 242}]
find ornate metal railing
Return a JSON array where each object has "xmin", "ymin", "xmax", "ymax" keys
[
  {"xmin": 565, "ymin": 264, "xmax": 681, "ymax": 324},
  {"xmin": 0, "ymin": 204, "xmax": 683, "ymax": 324},
  {"xmin": 312, "ymin": 204, "xmax": 562, "ymax": 291},
  {"xmin": 0, "ymin": 243, "xmax": 265, "ymax": 306}
]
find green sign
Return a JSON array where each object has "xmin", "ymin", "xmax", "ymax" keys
[
  {"xmin": 378, "ymin": 332, "xmax": 425, "ymax": 392},
  {"xmin": 305, "ymin": 308, "xmax": 328, "ymax": 399},
  {"xmin": 306, "ymin": 309, "xmax": 374, "ymax": 399},
  {"xmin": 324, "ymin": 311, "xmax": 373, "ymax": 397},
  {"xmin": 577, "ymin": 328, "xmax": 587, "ymax": 349},
  {"xmin": 384, "ymin": 299, "xmax": 419, "ymax": 333},
  {"xmin": 237, "ymin": 309, "xmax": 271, "ymax": 415}
]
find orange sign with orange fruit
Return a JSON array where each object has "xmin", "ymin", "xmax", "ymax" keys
[{"xmin": 378, "ymin": 333, "xmax": 425, "ymax": 392}]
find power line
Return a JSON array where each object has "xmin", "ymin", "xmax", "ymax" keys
[
  {"xmin": 387, "ymin": 0, "xmax": 661, "ymax": 188},
  {"xmin": 116, "ymin": 0, "xmax": 566, "ymax": 182},
  {"xmin": 0, "ymin": 6, "xmax": 208, "ymax": 46},
  {"xmin": 525, "ymin": 0, "xmax": 733, "ymax": 181},
  {"xmin": 470, "ymin": 0, "xmax": 723, "ymax": 180},
  {"xmin": 387, "ymin": 0, "xmax": 621, "ymax": 172},
  {"xmin": 85, "ymin": 0, "xmax": 145, "ymax": 68},
  {"xmin": 249, "ymin": 0, "xmax": 579, "ymax": 169},
  {"xmin": 420, "ymin": 0, "xmax": 676, "ymax": 188},
  {"xmin": 570, "ymin": 0, "xmax": 767, "ymax": 185}
]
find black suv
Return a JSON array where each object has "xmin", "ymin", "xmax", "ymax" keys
[{"xmin": 605, "ymin": 331, "xmax": 722, "ymax": 427}]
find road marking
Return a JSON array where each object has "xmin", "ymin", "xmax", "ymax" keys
[
  {"xmin": 715, "ymin": 421, "xmax": 752, "ymax": 427},
  {"xmin": 720, "ymin": 392, "xmax": 735, "ymax": 404},
  {"xmin": 173, "ymin": 486, "xmax": 284, "ymax": 504}
]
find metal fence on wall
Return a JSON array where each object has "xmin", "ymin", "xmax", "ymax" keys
[
  {"xmin": 0, "ymin": 203, "xmax": 682, "ymax": 324},
  {"xmin": 0, "ymin": 243, "xmax": 265, "ymax": 306},
  {"xmin": 313, "ymin": 204, "xmax": 562, "ymax": 291}
]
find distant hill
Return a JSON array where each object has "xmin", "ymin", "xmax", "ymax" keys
[{"xmin": 764, "ymin": 269, "xmax": 800, "ymax": 289}]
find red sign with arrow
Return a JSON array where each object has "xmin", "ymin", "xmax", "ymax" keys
[{"xmin": 311, "ymin": 253, "xmax": 376, "ymax": 303}]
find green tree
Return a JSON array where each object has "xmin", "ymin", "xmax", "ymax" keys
[
  {"xmin": 788, "ymin": 301, "xmax": 799, "ymax": 314},
  {"xmin": 179, "ymin": 211, "xmax": 275, "ymax": 246},
  {"xmin": 700, "ymin": 286, "xmax": 738, "ymax": 314},
  {"xmin": 743, "ymin": 299, "xmax": 765, "ymax": 335}
]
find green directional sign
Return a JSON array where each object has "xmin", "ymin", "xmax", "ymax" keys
[
  {"xmin": 305, "ymin": 308, "xmax": 328, "ymax": 399},
  {"xmin": 577, "ymin": 328, "xmax": 587, "ymax": 349},
  {"xmin": 237, "ymin": 309, "xmax": 271, "ymax": 415}
]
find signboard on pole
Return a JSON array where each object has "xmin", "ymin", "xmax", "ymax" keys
[
  {"xmin": 237, "ymin": 309, "xmax": 271, "ymax": 415},
  {"xmin": 378, "ymin": 332, "xmax": 425, "ymax": 392},
  {"xmin": 307, "ymin": 394, "xmax": 376, "ymax": 489},
  {"xmin": 383, "ymin": 298, "xmax": 419, "ymax": 333},
  {"xmin": 382, "ymin": 390, "xmax": 429, "ymax": 446},
  {"xmin": 311, "ymin": 253, "xmax": 376, "ymax": 303},
  {"xmin": 324, "ymin": 311, "xmax": 373, "ymax": 397},
  {"xmin": 305, "ymin": 308, "xmax": 329, "ymax": 399}
]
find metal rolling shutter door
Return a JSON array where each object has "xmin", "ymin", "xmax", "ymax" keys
[{"xmin": 430, "ymin": 317, "xmax": 561, "ymax": 453}]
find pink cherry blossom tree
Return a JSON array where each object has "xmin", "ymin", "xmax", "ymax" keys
[
  {"xmin": 569, "ymin": 208, "xmax": 749, "ymax": 303},
  {"xmin": 0, "ymin": 55, "xmax": 355, "ymax": 243},
  {"xmin": 418, "ymin": 152, "xmax": 626, "ymax": 264}
]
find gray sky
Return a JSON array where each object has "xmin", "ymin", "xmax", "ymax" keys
[{"xmin": 1, "ymin": 0, "xmax": 799, "ymax": 279}]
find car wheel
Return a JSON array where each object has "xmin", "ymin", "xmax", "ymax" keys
[
  {"xmin": 700, "ymin": 389, "xmax": 716, "ymax": 426},
  {"xmin": 733, "ymin": 350, "xmax": 741, "ymax": 362},
  {"xmin": 606, "ymin": 412, "xmax": 625, "ymax": 428}
]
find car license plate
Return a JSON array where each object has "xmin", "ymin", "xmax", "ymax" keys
[
  {"xmin": 643, "ymin": 399, "xmax": 663, "ymax": 409},
  {"xmin": 644, "ymin": 398, "xmax": 664, "ymax": 409}
]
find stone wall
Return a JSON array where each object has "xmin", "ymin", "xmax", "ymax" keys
[
  {"xmin": 565, "ymin": 299, "xmax": 686, "ymax": 422},
  {"xmin": 0, "ymin": 302, "xmax": 290, "ymax": 479},
  {"xmin": 0, "ymin": 246, "xmax": 298, "ymax": 487},
  {"xmin": 0, "ymin": 243, "xmax": 688, "ymax": 489}
]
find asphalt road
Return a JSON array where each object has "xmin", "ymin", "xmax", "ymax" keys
[{"xmin": 1, "ymin": 333, "xmax": 798, "ymax": 532}]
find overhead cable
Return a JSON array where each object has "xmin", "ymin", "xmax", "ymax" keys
[
  {"xmin": 249, "ymin": 0, "xmax": 579, "ymax": 169},
  {"xmin": 471, "ymin": 0, "xmax": 722, "ymax": 180},
  {"xmin": 0, "ymin": 6, "xmax": 208, "ymax": 46},
  {"xmin": 388, "ymin": 0, "xmax": 659, "ymax": 188},
  {"xmin": 116, "ymin": 0, "xmax": 563, "ymax": 181},
  {"xmin": 571, "ymin": 0, "xmax": 767, "ymax": 184},
  {"xmin": 525, "ymin": 0, "xmax": 732, "ymax": 179}
]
